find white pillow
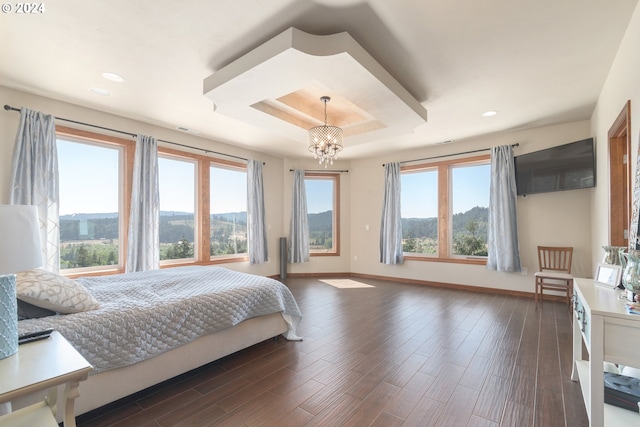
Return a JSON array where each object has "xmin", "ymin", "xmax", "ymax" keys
[{"xmin": 16, "ymin": 269, "xmax": 100, "ymax": 314}]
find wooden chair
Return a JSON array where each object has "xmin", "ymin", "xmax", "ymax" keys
[{"xmin": 534, "ymin": 246, "xmax": 573, "ymax": 308}]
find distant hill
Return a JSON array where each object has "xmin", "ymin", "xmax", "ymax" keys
[
  {"xmin": 60, "ymin": 211, "xmax": 195, "ymax": 220},
  {"xmin": 402, "ymin": 206, "xmax": 488, "ymax": 238},
  {"xmin": 60, "ymin": 212, "xmax": 119, "ymax": 220},
  {"xmin": 60, "ymin": 211, "xmax": 240, "ymax": 243},
  {"xmin": 308, "ymin": 210, "xmax": 332, "ymax": 232},
  {"xmin": 211, "ymin": 211, "xmax": 247, "ymax": 223},
  {"xmin": 59, "ymin": 207, "xmax": 485, "ymax": 242}
]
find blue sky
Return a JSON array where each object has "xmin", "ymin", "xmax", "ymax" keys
[
  {"xmin": 58, "ymin": 139, "xmax": 120, "ymax": 215},
  {"xmin": 58, "ymin": 138, "xmax": 487, "ymax": 218},
  {"xmin": 58, "ymin": 139, "xmax": 248, "ymax": 216},
  {"xmin": 401, "ymin": 164, "xmax": 490, "ymax": 218},
  {"xmin": 305, "ymin": 179, "xmax": 333, "ymax": 213}
]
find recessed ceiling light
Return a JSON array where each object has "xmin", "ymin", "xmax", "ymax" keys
[
  {"xmin": 102, "ymin": 72, "xmax": 124, "ymax": 82},
  {"xmin": 89, "ymin": 87, "xmax": 110, "ymax": 96},
  {"xmin": 482, "ymin": 110, "xmax": 498, "ymax": 117}
]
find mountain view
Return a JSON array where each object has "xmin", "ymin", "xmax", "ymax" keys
[
  {"xmin": 402, "ymin": 206, "xmax": 488, "ymax": 256},
  {"xmin": 59, "ymin": 210, "xmax": 334, "ymax": 269},
  {"xmin": 59, "ymin": 206, "xmax": 487, "ymax": 269}
]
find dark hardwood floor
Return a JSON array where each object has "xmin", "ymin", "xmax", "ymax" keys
[{"xmin": 76, "ymin": 276, "xmax": 588, "ymax": 427}]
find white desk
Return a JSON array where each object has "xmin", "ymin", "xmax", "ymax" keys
[
  {"xmin": 572, "ymin": 278, "xmax": 640, "ymax": 426},
  {"xmin": 0, "ymin": 331, "xmax": 93, "ymax": 427}
]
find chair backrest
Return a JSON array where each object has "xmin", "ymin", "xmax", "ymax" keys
[{"xmin": 537, "ymin": 246, "xmax": 573, "ymax": 274}]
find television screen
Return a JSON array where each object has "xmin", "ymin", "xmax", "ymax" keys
[{"xmin": 514, "ymin": 138, "xmax": 595, "ymax": 196}]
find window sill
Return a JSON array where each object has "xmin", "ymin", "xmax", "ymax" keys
[
  {"xmin": 403, "ymin": 255, "xmax": 487, "ymax": 266},
  {"xmin": 62, "ymin": 267, "xmax": 124, "ymax": 279},
  {"xmin": 207, "ymin": 255, "xmax": 249, "ymax": 264},
  {"xmin": 310, "ymin": 251, "xmax": 340, "ymax": 257}
]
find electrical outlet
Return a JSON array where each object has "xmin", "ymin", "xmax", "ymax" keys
[
  {"xmin": 354, "ymin": 255, "xmax": 358, "ymax": 262},
  {"xmin": 521, "ymin": 267, "xmax": 528, "ymax": 275}
]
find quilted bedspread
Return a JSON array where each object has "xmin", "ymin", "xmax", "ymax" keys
[{"xmin": 17, "ymin": 266, "xmax": 302, "ymax": 373}]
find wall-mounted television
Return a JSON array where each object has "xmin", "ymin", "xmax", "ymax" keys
[{"xmin": 514, "ymin": 138, "xmax": 595, "ymax": 196}]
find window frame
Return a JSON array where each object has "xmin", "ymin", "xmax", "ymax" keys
[
  {"xmin": 56, "ymin": 126, "xmax": 134, "ymax": 277},
  {"xmin": 208, "ymin": 159, "xmax": 249, "ymax": 263},
  {"xmin": 157, "ymin": 151, "xmax": 198, "ymax": 266},
  {"xmin": 305, "ymin": 172, "xmax": 340, "ymax": 256},
  {"xmin": 400, "ymin": 166, "xmax": 439, "ymax": 257},
  {"xmin": 401, "ymin": 154, "xmax": 489, "ymax": 265},
  {"xmin": 56, "ymin": 127, "xmax": 251, "ymax": 276}
]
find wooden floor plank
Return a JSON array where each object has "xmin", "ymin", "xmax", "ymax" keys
[{"xmin": 76, "ymin": 277, "xmax": 588, "ymax": 427}]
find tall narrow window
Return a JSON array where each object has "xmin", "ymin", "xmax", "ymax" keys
[
  {"xmin": 158, "ymin": 155, "xmax": 196, "ymax": 262},
  {"xmin": 401, "ymin": 169, "xmax": 438, "ymax": 255},
  {"xmin": 451, "ymin": 163, "xmax": 490, "ymax": 257},
  {"xmin": 58, "ymin": 138, "xmax": 122, "ymax": 271},
  {"xmin": 305, "ymin": 173, "xmax": 339, "ymax": 254},
  {"xmin": 210, "ymin": 163, "xmax": 248, "ymax": 258}
]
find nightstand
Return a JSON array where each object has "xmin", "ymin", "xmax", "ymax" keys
[{"xmin": 0, "ymin": 331, "xmax": 93, "ymax": 427}]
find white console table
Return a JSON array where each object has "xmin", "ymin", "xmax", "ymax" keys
[{"xmin": 572, "ymin": 278, "xmax": 640, "ymax": 426}]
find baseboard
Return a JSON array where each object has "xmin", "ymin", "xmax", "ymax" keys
[
  {"xmin": 352, "ymin": 272, "xmax": 535, "ymax": 298},
  {"xmin": 284, "ymin": 271, "xmax": 539, "ymax": 299}
]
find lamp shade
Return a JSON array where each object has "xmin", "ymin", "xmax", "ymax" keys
[
  {"xmin": 0, "ymin": 205, "xmax": 43, "ymax": 274},
  {"xmin": 0, "ymin": 205, "xmax": 42, "ymax": 360}
]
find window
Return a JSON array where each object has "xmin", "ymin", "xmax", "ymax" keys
[
  {"xmin": 56, "ymin": 127, "xmax": 257, "ymax": 274},
  {"xmin": 210, "ymin": 162, "xmax": 248, "ymax": 258},
  {"xmin": 451, "ymin": 162, "xmax": 490, "ymax": 257},
  {"xmin": 158, "ymin": 155, "xmax": 196, "ymax": 262},
  {"xmin": 401, "ymin": 168, "xmax": 438, "ymax": 255},
  {"xmin": 57, "ymin": 134, "xmax": 128, "ymax": 272},
  {"xmin": 401, "ymin": 155, "xmax": 490, "ymax": 263},
  {"xmin": 305, "ymin": 173, "xmax": 339, "ymax": 254}
]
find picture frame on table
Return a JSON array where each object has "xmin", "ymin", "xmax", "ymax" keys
[{"xmin": 594, "ymin": 263, "xmax": 623, "ymax": 289}]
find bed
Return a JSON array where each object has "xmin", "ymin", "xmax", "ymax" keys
[{"xmin": 12, "ymin": 265, "xmax": 302, "ymax": 419}]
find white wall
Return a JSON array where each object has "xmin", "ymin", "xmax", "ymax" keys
[
  {"xmin": 0, "ymin": 86, "xmax": 286, "ymax": 277},
  {"xmin": 345, "ymin": 0, "xmax": 640, "ymax": 293},
  {"xmin": 591, "ymin": 1, "xmax": 640, "ymax": 266},
  {"xmin": 3, "ymin": 0, "xmax": 638, "ymax": 292},
  {"xmin": 0, "ymin": 86, "xmax": 595, "ymax": 293},
  {"xmin": 348, "ymin": 121, "xmax": 593, "ymax": 293}
]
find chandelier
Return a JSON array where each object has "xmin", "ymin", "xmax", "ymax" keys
[{"xmin": 308, "ymin": 96, "xmax": 343, "ymax": 167}]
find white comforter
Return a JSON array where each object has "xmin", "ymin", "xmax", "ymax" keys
[{"xmin": 17, "ymin": 266, "xmax": 302, "ymax": 373}]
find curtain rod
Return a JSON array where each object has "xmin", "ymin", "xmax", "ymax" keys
[
  {"xmin": 290, "ymin": 169, "xmax": 349, "ymax": 173},
  {"xmin": 3, "ymin": 104, "xmax": 256, "ymax": 164},
  {"xmin": 383, "ymin": 143, "xmax": 520, "ymax": 166}
]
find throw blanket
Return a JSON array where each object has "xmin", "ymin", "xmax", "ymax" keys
[{"xmin": 18, "ymin": 266, "xmax": 302, "ymax": 373}]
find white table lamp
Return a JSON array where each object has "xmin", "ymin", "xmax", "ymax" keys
[{"xmin": 0, "ymin": 205, "xmax": 43, "ymax": 359}]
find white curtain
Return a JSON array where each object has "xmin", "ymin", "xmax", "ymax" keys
[
  {"xmin": 126, "ymin": 135, "xmax": 160, "ymax": 272},
  {"xmin": 380, "ymin": 162, "xmax": 404, "ymax": 264},
  {"xmin": 247, "ymin": 159, "xmax": 268, "ymax": 264},
  {"xmin": 288, "ymin": 170, "xmax": 309, "ymax": 263},
  {"xmin": 487, "ymin": 145, "xmax": 522, "ymax": 272},
  {"xmin": 10, "ymin": 108, "xmax": 59, "ymax": 273}
]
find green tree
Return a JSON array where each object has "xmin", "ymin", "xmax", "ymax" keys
[
  {"xmin": 453, "ymin": 220, "xmax": 487, "ymax": 256},
  {"xmin": 76, "ymin": 244, "xmax": 91, "ymax": 267},
  {"xmin": 173, "ymin": 238, "xmax": 194, "ymax": 259},
  {"xmin": 403, "ymin": 235, "xmax": 417, "ymax": 252}
]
